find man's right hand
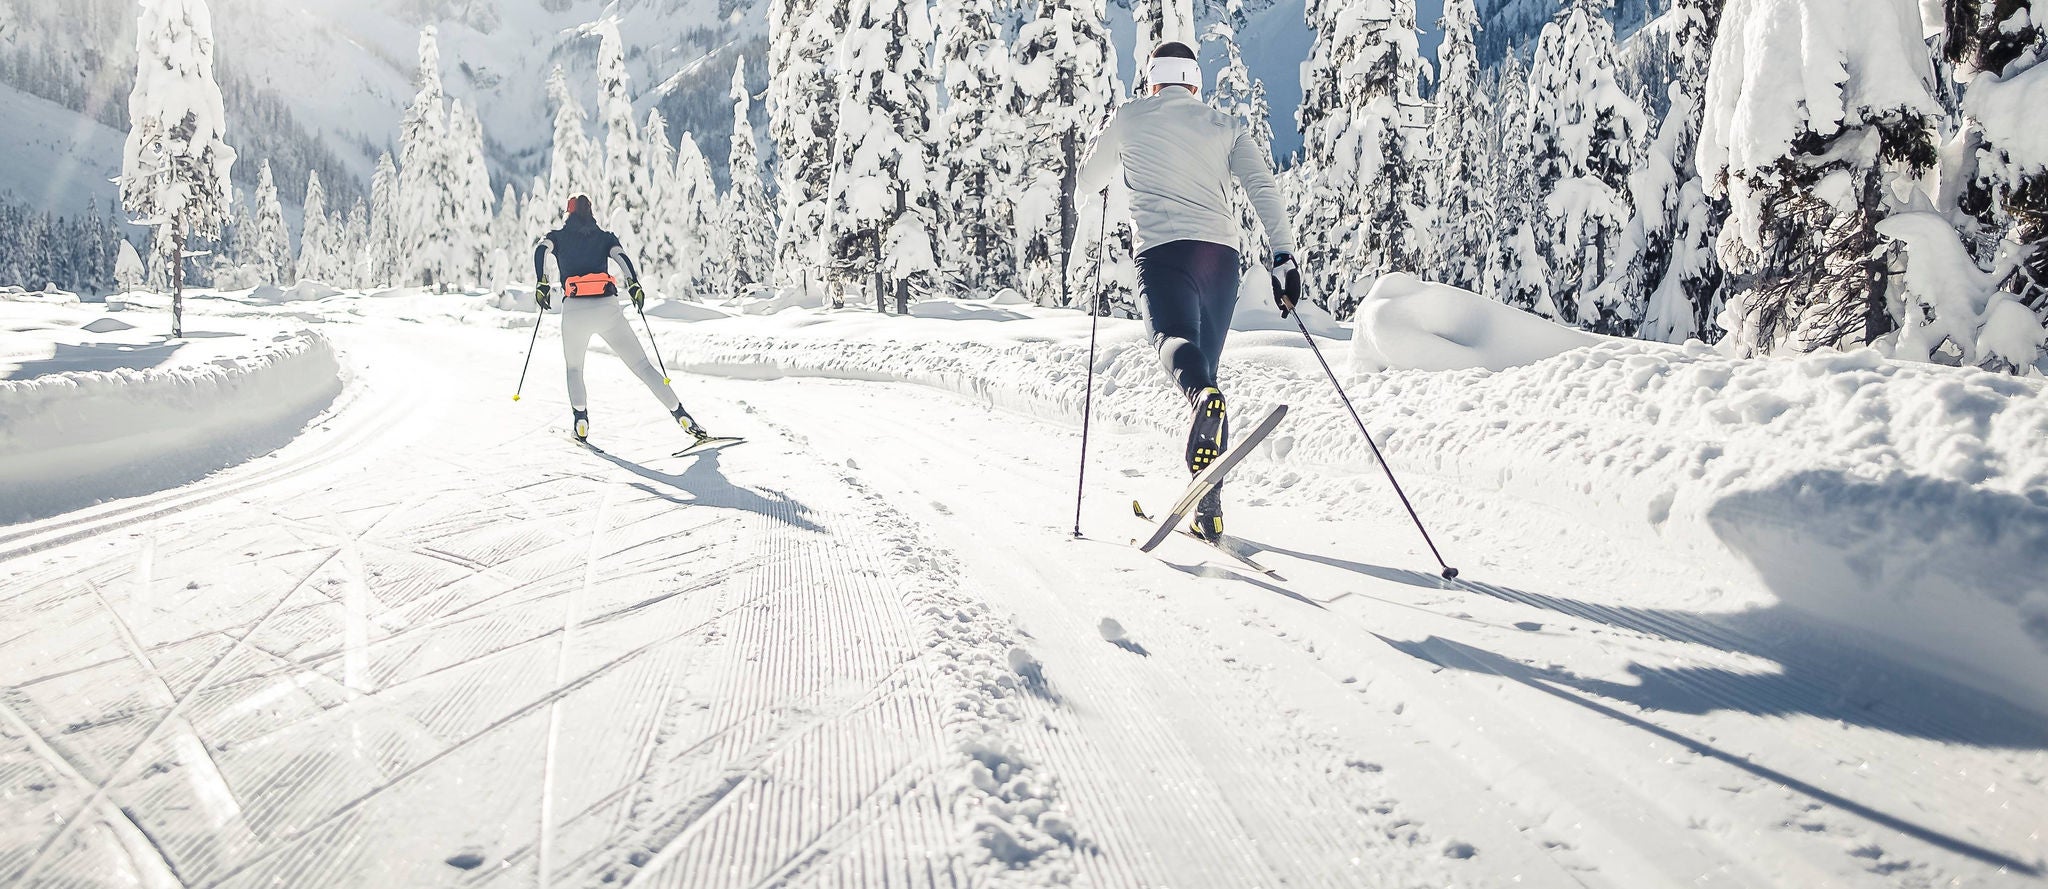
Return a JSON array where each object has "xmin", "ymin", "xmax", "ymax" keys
[
  {"xmin": 535, "ymin": 281, "xmax": 552, "ymax": 311},
  {"xmin": 1270, "ymin": 253, "xmax": 1302, "ymax": 318}
]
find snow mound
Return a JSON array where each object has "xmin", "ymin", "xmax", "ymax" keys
[
  {"xmin": 909, "ymin": 300, "xmax": 1033, "ymax": 322},
  {"xmin": 2, "ymin": 286, "xmax": 80, "ymax": 305},
  {"xmin": 0, "ymin": 329, "xmax": 343, "ymax": 524},
  {"xmin": 244, "ymin": 280, "xmax": 347, "ymax": 305},
  {"xmin": 736, "ymin": 282, "xmax": 830, "ymax": 316},
  {"xmin": 1350, "ymin": 274, "xmax": 1607, "ymax": 372},
  {"xmin": 989, "ymin": 287, "xmax": 1031, "ymax": 305},
  {"xmin": 79, "ymin": 317, "xmax": 136, "ymax": 334},
  {"xmin": 644, "ymin": 298, "xmax": 735, "ymax": 321}
]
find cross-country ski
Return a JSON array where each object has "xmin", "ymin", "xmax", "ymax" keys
[{"xmin": 2, "ymin": 2, "xmax": 2046, "ymax": 888}]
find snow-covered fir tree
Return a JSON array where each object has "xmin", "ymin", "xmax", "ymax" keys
[
  {"xmin": 1610, "ymin": 0, "xmax": 1724, "ymax": 343},
  {"xmin": 447, "ymin": 99, "xmax": 496, "ymax": 285},
  {"xmin": 639, "ymin": 110, "xmax": 685, "ymax": 295},
  {"xmin": 1426, "ymin": 0, "xmax": 1496, "ymax": 291},
  {"xmin": 935, "ymin": 0, "xmax": 1015, "ymax": 294},
  {"xmin": 1129, "ymin": 0, "xmax": 1196, "ymax": 90},
  {"xmin": 119, "ymin": 0, "xmax": 236, "ymax": 335},
  {"xmin": 1700, "ymin": 0, "xmax": 1940, "ymax": 356},
  {"xmin": 250, "ymin": 160, "xmax": 291, "ymax": 283},
  {"xmin": 592, "ymin": 21, "xmax": 650, "ymax": 254},
  {"xmin": 1207, "ymin": 22, "xmax": 1276, "ymax": 269},
  {"xmin": 298, "ymin": 170, "xmax": 333, "ymax": 282},
  {"xmin": 397, "ymin": 26, "xmax": 464, "ymax": 289},
  {"xmin": 1011, "ymin": 0, "xmax": 1115, "ymax": 308},
  {"xmin": 675, "ymin": 132, "xmax": 725, "ymax": 298},
  {"xmin": 771, "ymin": 0, "xmax": 847, "ymax": 289},
  {"xmin": 829, "ymin": 0, "xmax": 942, "ymax": 313},
  {"xmin": 367, "ymin": 152, "xmax": 399, "ymax": 288},
  {"xmin": 1527, "ymin": 0, "xmax": 1646, "ymax": 333},
  {"xmin": 1298, "ymin": 0, "xmax": 1431, "ymax": 316},
  {"xmin": 115, "ymin": 239, "xmax": 146, "ymax": 293},
  {"xmin": 1945, "ymin": 0, "xmax": 2048, "ymax": 369},
  {"xmin": 1487, "ymin": 48, "xmax": 1550, "ymax": 313},
  {"xmin": 546, "ymin": 65, "xmax": 598, "ymax": 211},
  {"xmin": 489, "ymin": 183, "xmax": 522, "ymax": 290},
  {"xmin": 340, "ymin": 198, "xmax": 368, "ymax": 289},
  {"xmin": 726, "ymin": 58, "xmax": 775, "ymax": 298}
]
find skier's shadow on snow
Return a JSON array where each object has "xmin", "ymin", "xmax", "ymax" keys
[
  {"xmin": 1231, "ymin": 536, "xmax": 2048, "ymax": 752},
  {"xmin": 1382, "ymin": 633, "xmax": 2044, "ymax": 877},
  {"xmin": 588, "ymin": 447, "xmax": 825, "ymax": 533}
]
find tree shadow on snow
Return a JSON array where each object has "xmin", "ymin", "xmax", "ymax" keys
[
  {"xmin": 587, "ymin": 447, "xmax": 826, "ymax": 534},
  {"xmin": 1380, "ymin": 633, "xmax": 2044, "ymax": 877},
  {"xmin": 1226, "ymin": 535, "xmax": 2048, "ymax": 752},
  {"xmin": 4, "ymin": 339, "xmax": 186, "ymax": 379}
]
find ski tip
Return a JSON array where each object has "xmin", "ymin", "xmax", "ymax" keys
[{"xmin": 1441, "ymin": 566, "xmax": 1460, "ymax": 580}]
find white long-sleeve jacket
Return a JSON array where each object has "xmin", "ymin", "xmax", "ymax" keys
[{"xmin": 1076, "ymin": 87, "xmax": 1295, "ymax": 257}]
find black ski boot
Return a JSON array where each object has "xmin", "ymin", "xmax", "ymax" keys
[
  {"xmin": 1185, "ymin": 387, "xmax": 1229, "ymax": 475},
  {"xmin": 673, "ymin": 403, "xmax": 711, "ymax": 443},
  {"xmin": 1190, "ymin": 484, "xmax": 1224, "ymax": 542},
  {"xmin": 572, "ymin": 408, "xmax": 590, "ymax": 443}
]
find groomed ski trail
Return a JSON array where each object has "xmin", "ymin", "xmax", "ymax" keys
[{"xmin": 0, "ymin": 321, "xmax": 1073, "ymax": 888}]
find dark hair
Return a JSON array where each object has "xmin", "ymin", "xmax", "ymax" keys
[
  {"xmin": 565, "ymin": 194, "xmax": 595, "ymax": 222},
  {"xmin": 1151, "ymin": 41, "xmax": 1196, "ymax": 61}
]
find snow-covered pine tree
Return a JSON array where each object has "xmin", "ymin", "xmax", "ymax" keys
[
  {"xmin": 367, "ymin": 152, "xmax": 399, "ymax": 286},
  {"xmin": 341, "ymin": 198, "xmax": 368, "ymax": 288},
  {"xmin": 1129, "ymin": 0, "xmax": 1196, "ymax": 90},
  {"xmin": 119, "ymin": 0, "xmax": 236, "ymax": 336},
  {"xmin": 1700, "ymin": 0, "xmax": 1941, "ymax": 356},
  {"xmin": 1426, "ymin": 0, "xmax": 1495, "ymax": 291},
  {"xmin": 829, "ymin": 0, "xmax": 942, "ymax": 313},
  {"xmin": 769, "ymin": 0, "xmax": 845, "ymax": 290},
  {"xmin": 675, "ymin": 132, "xmax": 726, "ymax": 298},
  {"xmin": 546, "ymin": 65, "xmax": 598, "ymax": 211},
  {"xmin": 592, "ymin": 20, "xmax": 650, "ymax": 254},
  {"xmin": 639, "ymin": 110, "xmax": 685, "ymax": 296},
  {"xmin": 490, "ymin": 183, "xmax": 522, "ymax": 290},
  {"xmin": 1207, "ymin": 22, "xmax": 1276, "ymax": 270},
  {"xmin": 936, "ymin": 0, "xmax": 1014, "ymax": 294},
  {"xmin": 299, "ymin": 170, "xmax": 332, "ymax": 282},
  {"xmin": 1487, "ymin": 48, "xmax": 1551, "ymax": 312},
  {"xmin": 1527, "ymin": 0, "xmax": 1646, "ymax": 333},
  {"xmin": 1011, "ymin": 0, "xmax": 1115, "ymax": 308},
  {"xmin": 115, "ymin": 239, "xmax": 145, "ymax": 293},
  {"xmin": 1298, "ymin": 0, "xmax": 1431, "ymax": 317},
  {"xmin": 251, "ymin": 160, "xmax": 291, "ymax": 284},
  {"xmin": 1609, "ymin": 0, "xmax": 1724, "ymax": 343},
  {"xmin": 727, "ymin": 58, "xmax": 774, "ymax": 299},
  {"xmin": 447, "ymin": 101, "xmax": 496, "ymax": 286},
  {"xmin": 397, "ymin": 27, "xmax": 463, "ymax": 289},
  {"xmin": 1947, "ymin": 0, "xmax": 2048, "ymax": 364}
]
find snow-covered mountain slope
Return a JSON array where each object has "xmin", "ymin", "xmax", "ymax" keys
[
  {"xmin": 0, "ymin": 0, "xmax": 765, "ymax": 210},
  {"xmin": 0, "ymin": 289, "xmax": 2041, "ymax": 888},
  {"xmin": 0, "ymin": 86, "xmax": 126, "ymax": 215}
]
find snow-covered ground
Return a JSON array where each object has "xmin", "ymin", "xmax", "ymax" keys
[{"xmin": 0, "ymin": 285, "xmax": 2042, "ymax": 888}]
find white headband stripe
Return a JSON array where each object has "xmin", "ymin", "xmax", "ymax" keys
[{"xmin": 1148, "ymin": 57, "xmax": 1202, "ymax": 89}]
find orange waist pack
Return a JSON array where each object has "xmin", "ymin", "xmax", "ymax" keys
[{"xmin": 566, "ymin": 274, "xmax": 616, "ymax": 297}]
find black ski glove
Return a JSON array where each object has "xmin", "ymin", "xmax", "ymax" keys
[
  {"xmin": 1270, "ymin": 252, "xmax": 1302, "ymax": 318},
  {"xmin": 628, "ymin": 280, "xmax": 647, "ymax": 311},
  {"xmin": 534, "ymin": 281, "xmax": 552, "ymax": 311}
]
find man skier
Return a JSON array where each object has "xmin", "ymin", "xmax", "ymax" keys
[
  {"xmin": 1078, "ymin": 41, "xmax": 1303, "ymax": 541},
  {"xmin": 534, "ymin": 194, "xmax": 715, "ymax": 445}
]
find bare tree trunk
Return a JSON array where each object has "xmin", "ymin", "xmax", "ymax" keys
[{"xmin": 172, "ymin": 219, "xmax": 185, "ymax": 339}]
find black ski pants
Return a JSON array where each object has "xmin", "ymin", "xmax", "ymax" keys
[{"xmin": 1137, "ymin": 239, "xmax": 1241, "ymax": 404}]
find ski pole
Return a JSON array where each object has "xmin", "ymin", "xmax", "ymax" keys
[
  {"xmin": 1290, "ymin": 310, "xmax": 1460, "ymax": 580},
  {"xmin": 1073, "ymin": 189, "xmax": 1111, "ymax": 538},
  {"xmin": 635, "ymin": 302, "xmax": 673, "ymax": 385},
  {"xmin": 513, "ymin": 304, "xmax": 546, "ymax": 402}
]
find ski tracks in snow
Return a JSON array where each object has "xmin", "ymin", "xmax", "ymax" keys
[{"xmin": 0, "ymin": 324, "xmax": 1076, "ymax": 888}]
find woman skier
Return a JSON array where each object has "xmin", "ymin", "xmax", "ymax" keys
[
  {"xmin": 1077, "ymin": 41, "xmax": 1304, "ymax": 541},
  {"xmin": 533, "ymin": 194, "xmax": 717, "ymax": 446}
]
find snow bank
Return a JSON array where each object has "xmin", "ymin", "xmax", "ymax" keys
[
  {"xmin": 1349, "ymin": 273, "xmax": 1608, "ymax": 371},
  {"xmin": 0, "ymin": 329, "xmax": 343, "ymax": 524},
  {"xmin": 657, "ymin": 305, "xmax": 2048, "ymax": 713}
]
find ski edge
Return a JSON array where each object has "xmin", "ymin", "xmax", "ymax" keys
[{"xmin": 1137, "ymin": 404, "xmax": 1288, "ymax": 554}]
